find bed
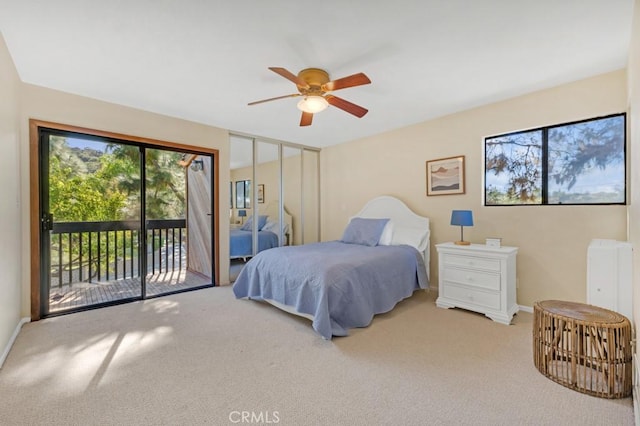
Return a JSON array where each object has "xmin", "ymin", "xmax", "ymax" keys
[
  {"xmin": 232, "ymin": 195, "xmax": 430, "ymax": 339},
  {"xmin": 230, "ymin": 202, "xmax": 292, "ymax": 260}
]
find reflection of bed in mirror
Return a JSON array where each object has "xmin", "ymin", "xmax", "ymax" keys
[{"xmin": 230, "ymin": 201, "xmax": 292, "ymax": 260}]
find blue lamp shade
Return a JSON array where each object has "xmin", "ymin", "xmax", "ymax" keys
[
  {"xmin": 238, "ymin": 209, "xmax": 247, "ymax": 223},
  {"xmin": 450, "ymin": 210, "xmax": 473, "ymax": 245},
  {"xmin": 450, "ymin": 210, "xmax": 473, "ymax": 227}
]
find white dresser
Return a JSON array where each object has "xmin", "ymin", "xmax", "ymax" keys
[{"xmin": 435, "ymin": 242, "xmax": 518, "ymax": 325}]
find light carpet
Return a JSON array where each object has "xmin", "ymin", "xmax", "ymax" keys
[{"xmin": 0, "ymin": 286, "xmax": 633, "ymax": 425}]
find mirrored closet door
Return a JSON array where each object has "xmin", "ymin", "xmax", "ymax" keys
[{"xmin": 229, "ymin": 134, "xmax": 320, "ymax": 282}]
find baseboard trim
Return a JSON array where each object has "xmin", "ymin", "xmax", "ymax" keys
[
  {"xmin": 518, "ymin": 305, "xmax": 533, "ymax": 313},
  {"xmin": 0, "ymin": 317, "xmax": 30, "ymax": 369}
]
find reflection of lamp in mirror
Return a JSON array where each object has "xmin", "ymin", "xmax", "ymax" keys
[
  {"xmin": 190, "ymin": 159, "xmax": 204, "ymax": 172},
  {"xmin": 238, "ymin": 210, "xmax": 247, "ymax": 224},
  {"xmin": 450, "ymin": 210, "xmax": 473, "ymax": 245}
]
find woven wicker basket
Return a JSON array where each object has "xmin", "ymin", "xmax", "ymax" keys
[{"xmin": 533, "ymin": 300, "xmax": 632, "ymax": 398}]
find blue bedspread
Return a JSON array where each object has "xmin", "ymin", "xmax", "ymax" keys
[
  {"xmin": 232, "ymin": 241, "xmax": 428, "ymax": 339},
  {"xmin": 230, "ymin": 229, "xmax": 279, "ymax": 258}
]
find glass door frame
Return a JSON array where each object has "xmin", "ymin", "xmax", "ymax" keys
[{"xmin": 29, "ymin": 119, "xmax": 220, "ymax": 320}]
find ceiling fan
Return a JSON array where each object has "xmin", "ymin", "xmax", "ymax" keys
[{"xmin": 248, "ymin": 67, "xmax": 371, "ymax": 126}]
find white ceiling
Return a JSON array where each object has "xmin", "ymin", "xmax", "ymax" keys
[{"xmin": 0, "ymin": 0, "xmax": 634, "ymax": 149}]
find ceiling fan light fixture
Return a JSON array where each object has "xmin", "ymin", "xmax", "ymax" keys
[
  {"xmin": 297, "ymin": 96, "xmax": 329, "ymax": 113},
  {"xmin": 249, "ymin": 67, "xmax": 371, "ymax": 126}
]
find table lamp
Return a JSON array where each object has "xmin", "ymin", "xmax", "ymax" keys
[
  {"xmin": 238, "ymin": 209, "xmax": 247, "ymax": 224},
  {"xmin": 450, "ymin": 210, "xmax": 473, "ymax": 245}
]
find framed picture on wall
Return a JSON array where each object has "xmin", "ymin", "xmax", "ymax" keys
[
  {"xmin": 426, "ymin": 155, "xmax": 465, "ymax": 196},
  {"xmin": 258, "ymin": 184, "xmax": 265, "ymax": 203}
]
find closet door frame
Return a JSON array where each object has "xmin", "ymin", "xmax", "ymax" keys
[{"xmin": 229, "ymin": 132, "xmax": 321, "ymax": 255}]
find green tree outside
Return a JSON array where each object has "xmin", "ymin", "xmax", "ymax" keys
[{"xmin": 49, "ymin": 136, "xmax": 188, "ymax": 285}]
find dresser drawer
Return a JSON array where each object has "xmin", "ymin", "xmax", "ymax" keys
[
  {"xmin": 442, "ymin": 253, "xmax": 501, "ymax": 272},
  {"xmin": 436, "ymin": 243, "xmax": 518, "ymax": 325},
  {"xmin": 441, "ymin": 267, "xmax": 501, "ymax": 291},
  {"xmin": 442, "ymin": 283, "xmax": 501, "ymax": 311}
]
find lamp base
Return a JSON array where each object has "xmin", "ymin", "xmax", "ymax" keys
[{"xmin": 454, "ymin": 240, "xmax": 471, "ymax": 246}]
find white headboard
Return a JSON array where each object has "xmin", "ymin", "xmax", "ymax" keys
[
  {"xmin": 263, "ymin": 201, "xmax": 293, "ymax": 245},
  {"xmin": 354, "ymin": 195, "xmax": 430, "ymax": 279}
]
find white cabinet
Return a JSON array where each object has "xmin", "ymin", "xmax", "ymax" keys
[
  {"xmin": 587, "ymin": 239, "xmax": 633, "ymax": 322},
  {"xmin": 436, "ymin": 242, "xmax": 518, "ymax": 325}
]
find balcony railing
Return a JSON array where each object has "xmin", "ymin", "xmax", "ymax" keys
[{"xmin": 50, "ymin": 219, "xmax": 186, "ymax": 289}]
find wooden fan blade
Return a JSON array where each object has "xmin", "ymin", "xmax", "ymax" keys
[
  {"xmin": 248, "ymin": 93, "xmax": 301, "ymax": 106},
  {"xmin": 322, "ymin": 72, "xmax": 371, "ymax": 92},
  {"xmin": 326, "ymin": 95, "xmax": 368, "ymax": 118},
  {"xmin": 300, "ymin": 111, "xmax": 313, "ymax": 127},
  {"xmin": 269, "ymin": 67, "xmax": 310, "ymax": 89}
]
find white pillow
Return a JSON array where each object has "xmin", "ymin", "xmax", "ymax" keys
[
  {"xmin": 391, "ymin": 227, "xmax": 429, "ymax": 251},
  {"xmin": 378, "ymin": 221, "xmax": 394, "ymax": 245},
  {"xmin": 261, "ymin": 220, "xmax": 277, "ymax": 233},
  {"xmin": 261, "ymin": 220, "xmax": 289, "ymax": 235}
]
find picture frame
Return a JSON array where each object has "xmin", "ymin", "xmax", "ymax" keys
[
  {"xmin": 257, "ymin": 184, "xmax": 265, "ymax": 203},
  {"xmin": 426, "ymin": 155, "xmax": 465, "ymax": 196}
]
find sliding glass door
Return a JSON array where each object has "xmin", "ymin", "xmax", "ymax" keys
[
  {"xmin": 144, "ymin": 149, "xmax": 212, "ymax": 296},
  {"xmin": 39, "ymin": 128, "xmax": 213, "ymax": 316}
]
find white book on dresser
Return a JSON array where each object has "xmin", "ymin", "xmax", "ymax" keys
[{"xmin": 436, "ymin": 242, "xmax": 518, "ymax": 325}]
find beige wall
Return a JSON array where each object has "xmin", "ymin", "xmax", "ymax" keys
[
  {"xmin": 321, "ymin": 70, "xmax": 628, "ymax": 307},
  {"xmin": 18, "ymin": 84, "xmax": 232, "ymax": 315},
  {"xmin": 0, "ymin": 33, "xmax": 24, "ymax": 364},
  {"xmin": 628, "ymin": 0, "xmax": 640, "ymax": 351}
]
